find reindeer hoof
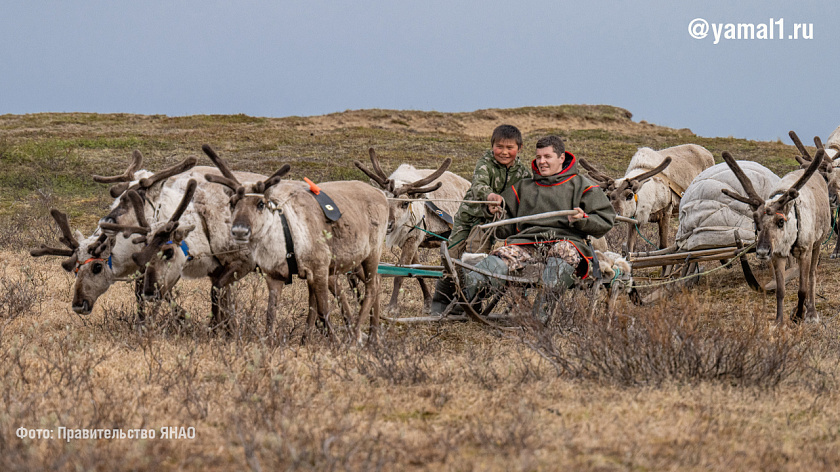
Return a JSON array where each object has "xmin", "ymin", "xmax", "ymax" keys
[{"xmin": 831, "ymin": 253, "xmax": 839, "ymax": 259}]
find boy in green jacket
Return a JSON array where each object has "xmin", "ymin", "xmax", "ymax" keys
[
  {"xmin": 431, "ymin": 124, "xmax": 531, "ymax": 315},
  {"xmin": 448, "ymin": 124, "xmax": 532, "ymax": 256}
]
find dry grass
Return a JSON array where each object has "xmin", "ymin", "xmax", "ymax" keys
[{"xmin": 3, "ymin": 107, "xmax": 840, "ymax": 470}]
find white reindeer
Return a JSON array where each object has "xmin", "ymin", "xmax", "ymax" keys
[
  {"xmin": 720, "ymin": 151, "xmax": 829, "ymax": 324},
  {"xmin": 354, "ymin": 148, "xmax": 470, "ymax": 315},
  {"xmin": 580, "ymin": 144, "xmax": 714, "ymax": 252},
  {"xmin": 30, "ymin": 151, "xmax": 198, "ymax": 315}
]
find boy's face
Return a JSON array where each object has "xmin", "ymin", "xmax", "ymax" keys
[
  {"xmin": 492, "ymin": 139, "xmax": 520, "ymax": 167},
  {"xmin": 535, "ymin": 146, "xmax": 564, "ymax": 175}
]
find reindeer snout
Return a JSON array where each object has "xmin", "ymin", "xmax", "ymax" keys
[
  {"xmin": 755, "ymin": 246, "xmax": 771, "ymax": 261},
  {"xmin": 231, "ymin": 224, "xmax": 251, "ymax": 242},
  {"xmin": 386, "ymin": 220, "xmax": 394, "ymax": 234},
  {"xmin": 72, "ymin": 299, "xmax": 91, "ymax": 315}
]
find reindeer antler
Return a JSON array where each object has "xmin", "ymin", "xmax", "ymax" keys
[
  {"xmin": 789, "ymin": 130, "xmax": 814, "ymax": 167},
  {"xmin": 203, "ymin": 144, "xmax": 245, "ymax": 193},
  {"xmin": 774, "ymin": 148, "xmax": 825, "ymax": 208},
  {"xmin": 393, "ymin": 158, "xmax": 451, "ymax": 197},
  {"xmin": 254, "ymin": 165, "xmax": 291, "ymax": 194},
  {"xmin": 131, "ymin": 180, "xmax": 198, "ymax": 267},
  {"xmin": 30, "ymin": 209, "xmax": 80, "ymax": 272},
  {"xmin": 720, "ymin": 151, "xmax": 765, "ymax": 209},
  {"xmin": 98, "ymin": 189, "xmax": 152, "ymax": 237},
  {"xmin": 93, "ymin": 150, "xmax": 144, "ymax": 184},
  {"xmin": 577, "ymin": 157, "xmax": 614, "ymax": 186},
  {"xmin": 354, "ymin": 148, "xmax": 395, "ymax": 193},
  {"xmin": 631, "ymin": 157, "xmax": 672, "ymax": 184}
]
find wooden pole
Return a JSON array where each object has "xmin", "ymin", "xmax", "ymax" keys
[{"xmin": 478, "ymin": 210, "xmax": 579, "ymax": 230}]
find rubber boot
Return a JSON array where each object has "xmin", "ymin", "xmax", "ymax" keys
[
  {"xmin": 431, "ymin": 276, "xmax": 461, "ymax": 316},
  {"xmin": 542, "ymin": 257, "xmax": 577, "ymax": 290},
  {"xmin": 464, "ymin": 256, "xmax": 509, "ymax": 302},
  {"xmin": 534, "ymin": 257, "xmax": 577, "ymax": 322}
]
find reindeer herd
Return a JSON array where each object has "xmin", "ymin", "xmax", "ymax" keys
[{"xmin": 30, "ymin": 126, "xmax": 840, "ymax": 339}]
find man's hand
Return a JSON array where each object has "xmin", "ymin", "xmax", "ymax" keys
[
  {"xmin": 567, "ymin": 207, "xmax": 587, "ymax": 222},
  {"xmin": 487, "ymin": 193, "xmax": 504, "ymax": 214}
]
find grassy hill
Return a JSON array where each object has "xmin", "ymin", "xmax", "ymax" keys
[{"xmin": 1, "ymin": 106, "xmax": 838, "ymax": 471}]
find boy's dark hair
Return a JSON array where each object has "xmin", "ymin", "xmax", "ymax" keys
[
  {"xmin": 536, "ymin": 135, "xmax": 566, "ymax": 156},
  {"xmin": 491, "ymin": 124, "xmax": 523, "ymax": 148}
]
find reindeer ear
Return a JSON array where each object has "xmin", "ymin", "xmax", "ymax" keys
[
  {"xmin": 74, "ymin": 230, "xmax": 85, "ymax": 243},
  {"xmin": 173, "ymin": 225, "xmax": 196, "ymax": 243}
]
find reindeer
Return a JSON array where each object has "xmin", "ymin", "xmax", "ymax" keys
[
  {"xmin": 31, "ymin": 152, "xmax": 198, "ymax": 315},
  {"xmin": 720, "ymin": 150, "xmax": 829, "ymax": 324},
  {"xmin": 580, "ymin": 144, "xmax": 714, "ymax": 253},
  {"xmin": 789, "ymin": 130, "xmax": 840, "ymax": 258},
  {"xmin": 354, "ymin": 148, "xmax": 470, "ymax": 315},
  {"xmin": 203, "ymin": 145, "xmax": 389, "ymax": 342}
]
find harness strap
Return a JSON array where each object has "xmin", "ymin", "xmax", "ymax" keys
[
  {"xmin": 280, "ymin": 212, "xmax": 298, "ymax": 285},
  {"xmin": 424, "ymin": 201, "xmax": 454, "ymax": 227},
  {"xmin": 652, "ymin": 174, "xmax": 685, "ymax": 199}
]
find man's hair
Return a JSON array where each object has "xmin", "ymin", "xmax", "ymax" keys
[
  {"xmin": 491, "ymin": 124, "xmax": 523, "ymax": 148},
  {"xmin": 536, "ymin": 135, "xmax": 566, "ymax": 156}
]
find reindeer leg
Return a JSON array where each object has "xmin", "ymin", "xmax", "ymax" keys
[
  {"xmin": 807, "ymin": 245, "xmax": 821, "ymax": 322},
  {"xmin": 772, "ymin": 257, "xmax": 787, "ymax": 325},
  {"xmin": 625, "ymin": 222, "xmax": 636, "ymax": 254},
  {"xmin": 832, "ymin": 228, "xmax": 840, "ymax": 259},
  {"xmin": 791, "ymin": 250, "xmax": 811, "ymax": 323},
  {"xmin": 134, "ymin": 277, "xmax": 146, "ymax": 324},
  {"xmin": 412, "ymin": 252, "xmax": 433, "ymax": 314},
  {"xmin": 386, "ymin": 245, "xmax": 416, "ymax": 317},
  {"xmin": 329, "ymin": 273, "xmax": 354, "ymax": 332},
  {"xmin": 264, "ymin": 277, "xmax": 284, "ymax": 338},
  {"xmin": 302, "ymin": 281, "xmax": 318, "ymax": 345},
  {"xmin": 357, "ymin": 257, "xmax": 381, "ymax": 344},
  {"xmin": 312, "ymin": 275, "xmax": 335, "ymax": 341}
]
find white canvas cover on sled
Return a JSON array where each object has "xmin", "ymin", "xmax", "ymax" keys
[{"xmin": 676, "ymin": 161, "xmax": 780, "ymax": 251}]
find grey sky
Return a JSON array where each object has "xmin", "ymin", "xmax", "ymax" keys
[{"xmin": 1, "ymin": 1, "xmax": 835, "ymax": 142}]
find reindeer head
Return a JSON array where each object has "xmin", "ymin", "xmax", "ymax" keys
[
  {"xmin": 790, "ymin": 130, "xmax": 840, "ymax": 206},
  {"xmin": 202, "ymin": 144, "xmax": 290, "ymax": 244},
  {"xmin": 124, "ymin": 180, "xmax": 198, "ymax": 301},
  {"xmin": 579, "ymin": 156, "xmax": 671, "ymax": 219},
  {"xmin": 354, "ymin": 148, "xmax": 447, "ymax": 235},
  {"xmin": 720, "ymin": 150, "xmax": 823, "ymax": 261},
  {"xmin": 30, "ymin": 210, "xmax": 120, "ymax": 314},
  {"xmin": 96, "ymin": 150, "xmax": 198, "ymax": 230}
]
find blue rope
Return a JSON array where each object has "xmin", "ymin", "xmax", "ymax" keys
[
  {"xmin": 635, "ymin": 224, "xmax": 657, "ymax": 248},
  {"xmin": 412, "ymin": 226, "xmax": 449, "ymax": 241}
]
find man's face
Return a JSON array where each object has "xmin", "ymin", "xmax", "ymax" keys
[
  {"xmin": 535, "ymin": 146, "xmax": 564, "ymax": 175},
  {"xmin": 492, "ymin": 139, "xmax": 520, "ymax": 167}
]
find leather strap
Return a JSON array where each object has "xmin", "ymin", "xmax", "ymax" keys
[{"xmin": 424, "ymin": 201, "xmax": 454, "ymax": 227}]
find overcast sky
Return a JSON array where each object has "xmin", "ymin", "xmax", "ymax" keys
[{"xmin": 1, "ymin": 1, "xmax": 836, "ymax": 142}]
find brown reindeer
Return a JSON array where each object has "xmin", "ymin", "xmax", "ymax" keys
[
  {"xmin": 720, "ymin": 150, "xmax": 829, "ymax": 324},
  {"xmin": 203, "ymin": 145, "xmax": 389, "ymax": 342}
]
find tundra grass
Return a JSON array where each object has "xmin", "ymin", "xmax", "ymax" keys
[{"xmin": 1, "ymin": 107, "xmax": 837, "ymax": 470}]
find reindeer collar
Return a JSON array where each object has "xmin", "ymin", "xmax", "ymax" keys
[
  {"xmin": 74, "ymin": 256, "xmax": 112, "ymax": 275},
  {"xmin": 165, "ymin": 240, "xmax": 192, "ymax": 261}
]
